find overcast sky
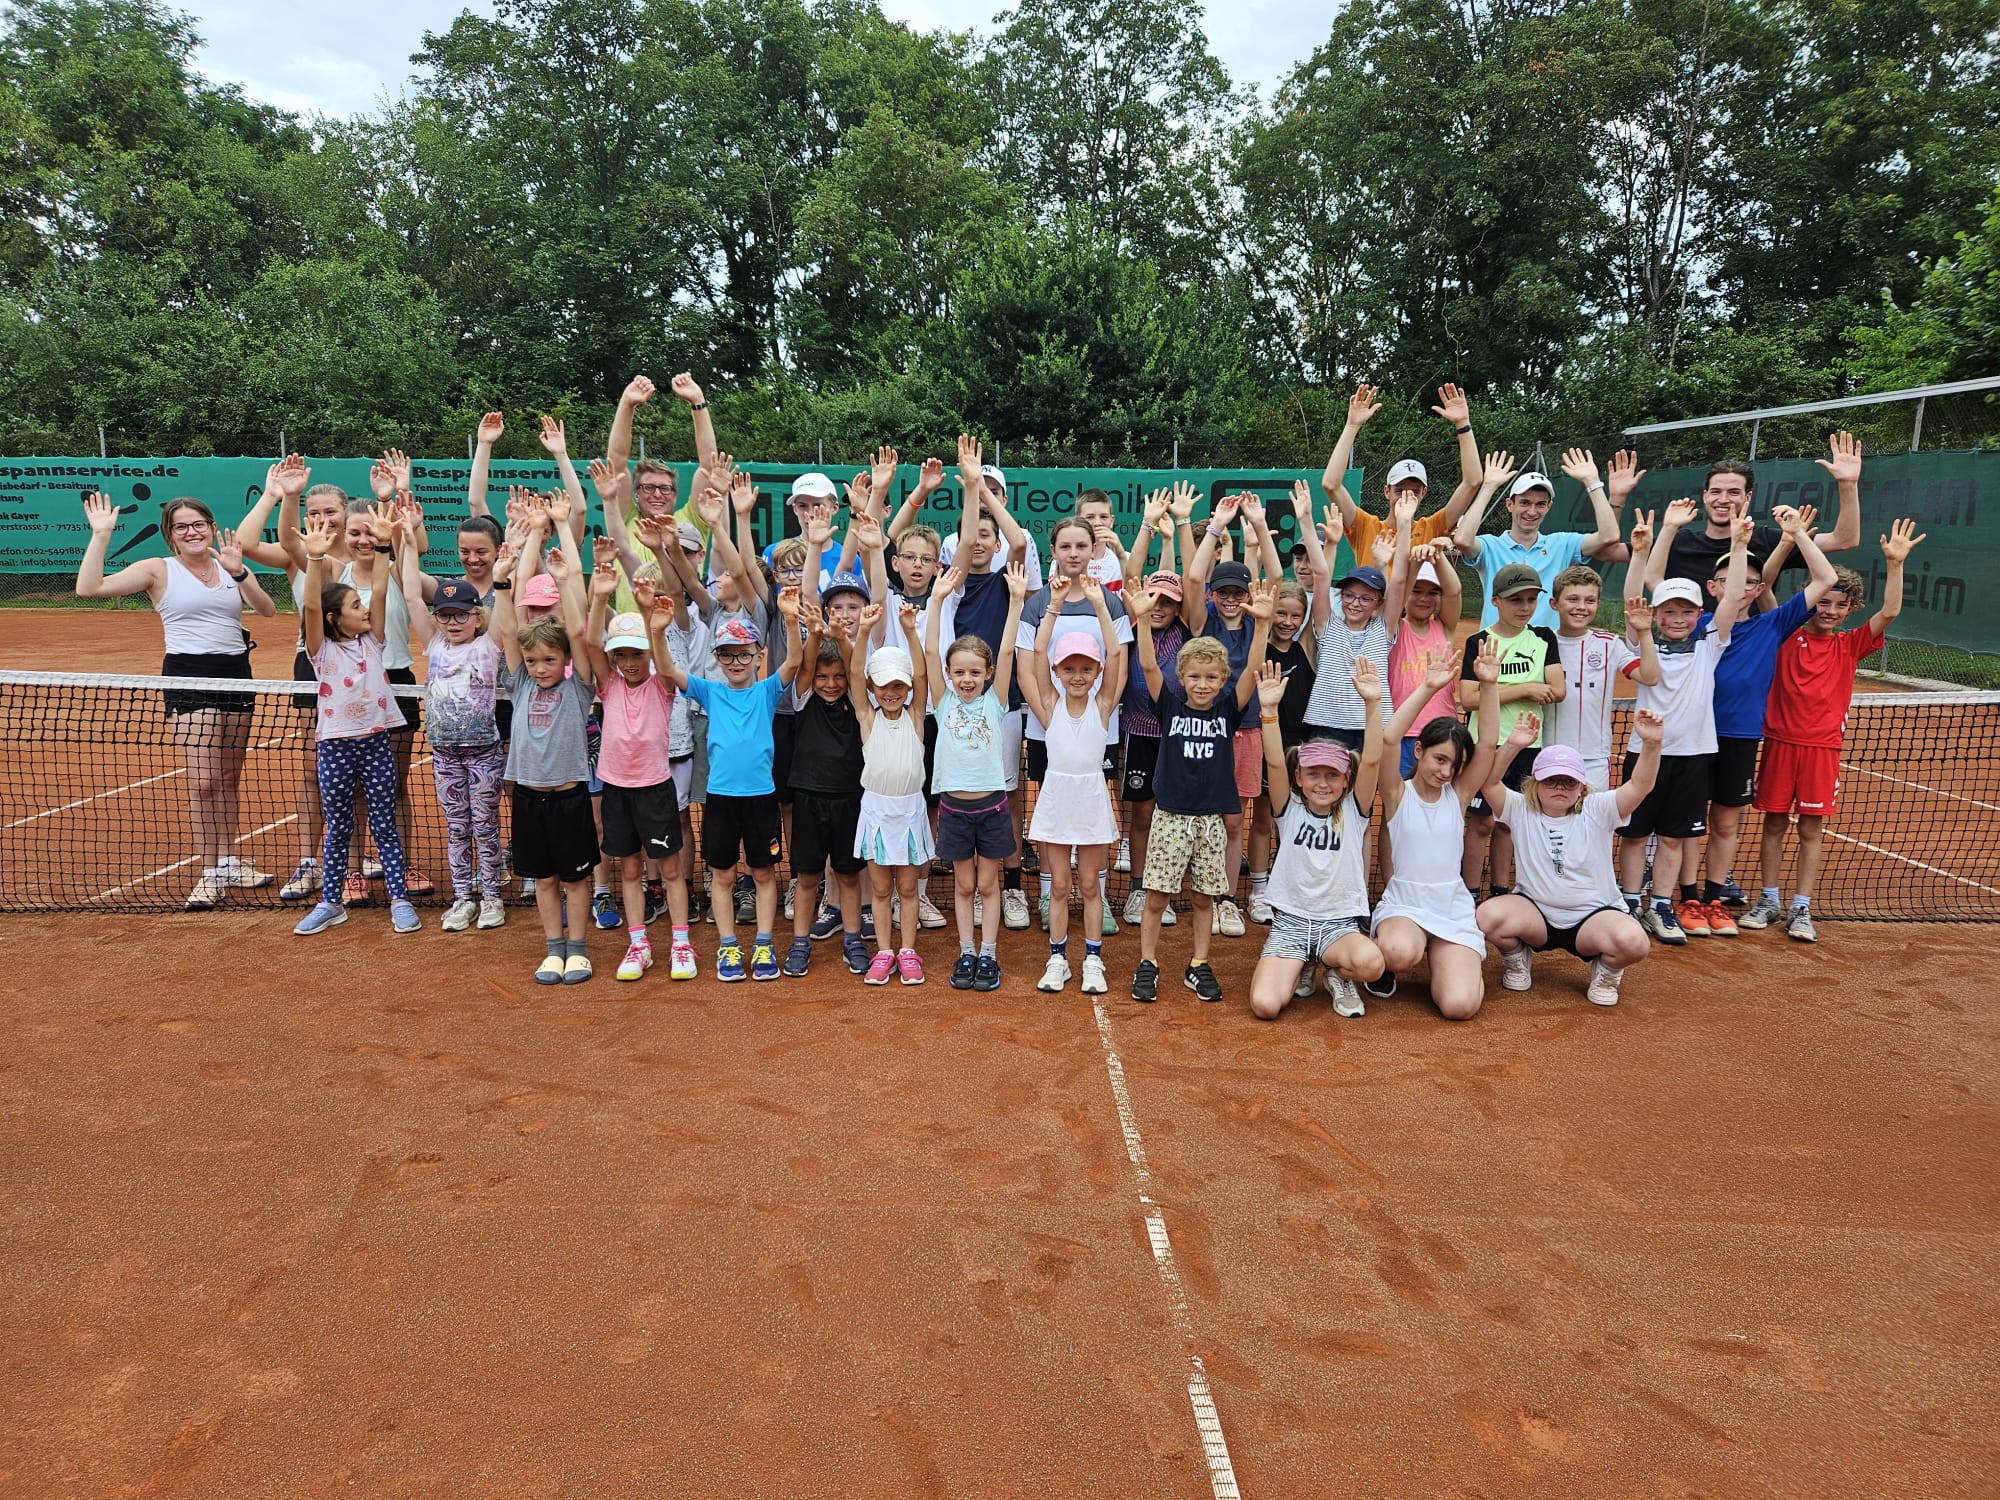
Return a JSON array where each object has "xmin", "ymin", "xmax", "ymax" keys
[{"xmin": 187, "ymin": 0, "xmax": 1330, "ymax": 119}]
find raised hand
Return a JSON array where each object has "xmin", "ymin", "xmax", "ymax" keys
[
  {"xmin": 301, "ymin": 513, "xmax": 337, "ymax": 560},
  {"xmin": 730, "ymin": 471, "xmax": 757, "ymax": 517},
  {"xmin": 1559, "ymin": 447, "xmax": 1599, "ymax": 486},
  {"xmin": 1246, "ymin": 577, "xmax": 1278, "ymax": 620},
  {"xmin": 1664, "ymin": 496, "xmax": 1700, "ymax": 529},
  {"xmin": 216, "ymin": 527, "xmax": 243, "ymax": 574},
  {"xmin": 1212, "ymin": 493, "xmax": 1242, "ymax": 529},
  {"xmin": 1634, "ymin": 708, "xmax": 1664, "ymax": 747},
  {"xmin": 1078, "ymin": 571, "xmax": 1105, "ymax": 603},
  {"xmin": 365, "ymin": 501, "xmax": 397, "ymax": 545},
  {"xmin": 1351, "ymin": 655, "xmax": 1382, "ymax": 704},
  {"xmin": 1124, "ymin": 586, "xmax": 1157, "ymax": 618},
  {"xmin": 1507, "ymin": 711, "xmax": 1542, "ymax": 748},
  {"xmin": 1817, "ymin": 430, "xmax": 1862, "ymax": 485},
  {"xmin": 538, "ymin": 416, "xmax": 567, "ymax": 456},
  {"xmin": 542, "ymin": 543, "xmax": 570, "ymax": 582},
  {"xmin": 1048, "ymin": 572, "xmax": 1073, "ymax": 605},
  {"xmin": 273, "ymin": 452, "xmax": 309, "ymax": 498},
  {"xmin": 633, "ymin": 575, "xmax": 658, "ymax": 616},
  {"xmin": 1142, "ymin": 488, "xmax": 1171, "ymax": 530},
  {"xmin": 1004, "ymin": 560, "xmax": 1030, "ymax": 600},
  {"xmin": 1256, "ymin": 660, "xmax": 1286, "ymax": 708},
  {"xmin": 1345, "ymin": 382, "xmax": 1381, "ymax": 429},
  {"xmin": 588, "ymin": 457, "xmax": 630, "ymax": 506},
  {"xmin": 592, "ymin": 534, "xmax": 619, "ymax": 571},
  {"xmin": 1370, "ymin": 526, "xmax": 1396, "ymax": 570},
  {"xmin": 494, "ymin": 539, "xmax": 520, "ymax": 581},
  {"xmin": 1422, "ymin": 649, "xmax": 1457, "ymax": 695},
  {"xmin": 1289, "ymin": 478, "xmax": 1314, "ymax": 519},
  {"xmin": 392, "ymin": 498, "xmax": 423, "ymax": 542},
  {"xmin": 83, "ymin": 491, "xmax": 119, "ymax": 534},
  {"xmin": 871, "ymin": 445, "xmax": 899, "ymax": 495},
  {"xmin": 897, "ymin": 599, "xmax": 919, "ymax": 632},
  {"xmin": 633, "ymin": 514, "xmax": 669, "ymax": 551},
  {"xmin": 694, "ymin": 486, "xmax": 726, "ymax": 529},
  {"xmin": 825, "ymin": 611, "xmax": 854, "ymax": 643},
  {"xmin": 1238, "ymin": 492, "xmax": 1267, "ymax": 527},
  {"xmin": 1627, "ymin": 508, "xmax": 1655, "ymax": 554},
  {"xmin": 1624, "ymin": 594, "xmax": 1654, "ymax": 634},
  {"xmin": 857, "ymin": 600, "xmax": 885, "ymax": 634},
  {"xmin": 368, "ymin": 458, "xmax": 398, "ymax": 502},
  {"xmin": 1167, "ymin": 481, "xmax": 1200, "ymax": 522},
  {"xmin": 1481, "ymin": 450, "xmax": 1519, "ymax": 492},
  {"xmin": 380, "ymin": 447, "xmax": 410, "ymax": 492},
  {"xmin": 915, "ymin": 456, "xmax": 945, "ymax": 493},
  {"xmin": 1880, "ymin": 517, "xmax": 1926, "ymax": 563},
  {"xmin": 590, "ymin": 558, "xmax": 619, "ymax": 600},
  {"xmin": 776, "ymin": 585, "xmax": 801, "ymax": 623},
  {"xmin": 938, "ymin": 564, "xmax": 967, "ymax": 597},
  {"xmin": 1432, "ymin": 383, "xmax": 1471, "ymax": 429},
  {"xmin": 1607, "ymin": 448, "xmax": 1645, "ymax": 502},
  {"xmin": 1392, "ymin": 490, "xmax": 1420, "ymax": 529},
  {"xmin": 1730, "ymin": 508, "xmax": 1755, "ymax": 546},
  {"xmin": 1772, "ymin": 504, "xmax": 1802, "ymax": 534},
  {"xmin": 1473, "ymin": 633, "xmax": 1502, "ymax": 684},
  {"xmin": 1792, "ymin": 503, "xmax": 1819, "ymax": 537},
  {"xmin": 476, "ymin": 411, "xmax": 505, "ymax": 446},
  {"xmin": 805, "ymin": 516, "xmax": 833, "ymax": 550},
  {"xmin": 956, "ymin": 433, "xmax": 983, "ymax": 483},
  {"xmin": 669, "ymin": 372, "xmax": 704, "ymax": 405},
  {"xmin": 851, "ymin": 511, "xmax": 885, "ymax": 553},
  {"xmin": 546, "ymin": 489, "xmax": 573, "ymax": 527},
  {"xmin": 622, "ymin": 375, "xmax": 656, "ymax": 407}
]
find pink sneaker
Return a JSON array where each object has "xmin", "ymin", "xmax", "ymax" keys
[
  {"xmin": 897, "ymin": 948, "xmax": 925, "ymax": 986},
  {"xmin": 864, "ymin": 949, "xmax": 897, "ymax": 985}
]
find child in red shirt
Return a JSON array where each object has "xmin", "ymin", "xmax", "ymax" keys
[{"xmin": 1743, "ymin": 519, "xmax": 1925, "ymax": 942}]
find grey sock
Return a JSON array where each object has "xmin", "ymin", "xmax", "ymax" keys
[
  {"xmin": 565, "ymin": 937, "xmax": 586, "ymax": 959},
  {"xmin": 546, "ymin": 939, "xmax": 564, "ymax": 958},
  {"xmin": 979, "ymin": 941, "xmax": 996, "ymax": 960}
]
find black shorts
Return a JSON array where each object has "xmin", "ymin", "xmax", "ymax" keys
[
  {"xmin": 293, "ymin": 647, "xmax": 319, "ymax": 716},
  {"xmin": 771, "ymin": 715, "xmax": 796, "ymax": 807},
  {"xmin": 384, "ymin": 664, "xmax": 421, "ymax": 735},
  {"xmin": 1618, "ymin": 751, "xmax": 1711, "ymax": 839},
  {"xmin": 600, "ymin": 779, "xmax": 683, "ymax": 861},
  {"xmin": 1529, "ymin": 901, "xmax": 1631, "ymax": 958},
  {"xmin": 922, "ymin": 714, "xmax": 941, "ymax": 807},
  {"xmin": 703, "ymin": 791, "xmax": 783, "ymax": 869},
  {"xmin": 936, "ymin": 793, "xmax": 1016, "ymax": 861},
  {"xmin": 790, "ymin": 790, "xmax": 865, "ymax": 876},
  {"xmin": 1709, "ymin": 737, "xmax": 1760, "ymax": 809},
  {"xmin": 1122, "ymin": 733, "xmax": 1160, "ymax": 803},
  {"xmin": 161, "ymin": 651, "xmax": 254, "ymax": 717},
  {"xmin": 1469, "ymin": 754, "xmax": 1533, "ymax": 817},
  {"xmin": 511, "ymin": 782, "xmax": 599, "ymax": 882}
]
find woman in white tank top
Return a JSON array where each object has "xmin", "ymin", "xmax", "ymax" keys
[
  {"xmin": 1370, "ymin": 644, "xmax": 1504, "ymax": 1020},
  {"xmin": 75, "ymin": 491, "xmax": 276, "ymax": 910}
]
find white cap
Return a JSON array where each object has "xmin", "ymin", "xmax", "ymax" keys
[
  {"xmin": 1414, "ymin": 560, "xmax": 1442, "ymax": 587},
  {"xmin": 1386, "ymin": 459, "xmax": 1428, "ymax": 488},
  {"xmin": 789, "ymin": 472, "xmax": 837, "ymax": 502},
  {"xmin": 979, "ymin": 463, "xmax": 1008, "ymax": 489},
  {"xmin": 1509, "ymin": 472, "xmax": 1554, "ymax": 498},
  {"xmin": 1652, "ymin": 578, "xmax": 1703, "ymax": 608},
  {"xmin": 866, "ymin": 646, "xmax": 914, "ymax": 687}
]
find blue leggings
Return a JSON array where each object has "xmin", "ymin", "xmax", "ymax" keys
[{"xmin": 319, "ymin": 731, "xmax": 407, "ymax": 902}]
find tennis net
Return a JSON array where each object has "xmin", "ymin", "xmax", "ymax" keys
[{"xmin": 1, "ymin": 671, "xmax": 1996, "ymax": 920}]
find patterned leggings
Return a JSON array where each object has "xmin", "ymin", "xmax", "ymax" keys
[
  {"xmin": 433, "ymin": 741, "xmax": 506, "ymax": 899},
  {"xmin": 319, "ymin": 732, "xmax": 407, "ymax": 902}
]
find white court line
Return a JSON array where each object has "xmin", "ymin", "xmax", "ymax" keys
[
  {"xmin": 91, "ymin": 815, "xmax": 298, "ymax": 901},
  {"xmin": 1088, "ymin": 993, "xmax": 1241, "ymax": 1500},
  {"xmin": 1838, "ymin": 761, "xmax": 2000, "ymax": 814},
  {"xmin": 1824, "ymin": 830, "xmax": 2000, "ymax": 898},
  {"xmin": 6, "ymin": 729, "xmax": 307, "ymax": 830}
]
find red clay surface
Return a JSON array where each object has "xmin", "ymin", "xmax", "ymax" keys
[{"xmin": 2, "ymin": 915, "xmax": 1995, "ymax": 1496}]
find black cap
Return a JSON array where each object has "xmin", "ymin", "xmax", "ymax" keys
[
  {"xmin": 1209, "ymin": 560, "xmax": 1253, "ymax": 592},
  {"xmin": 434, "ymin": 578, "xmax": 482, "ymax": 611}
]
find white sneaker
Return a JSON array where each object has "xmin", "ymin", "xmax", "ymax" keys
[
  {"xmin": 1501, "ymin": 947, "xmax": 1534, "ymax": 991},
  {"xmin": 219, "ymin": 855, "xmax": 273, "ymax": 889},
  {"xmin": 184, "ymin": 873, "xmax": 225, "ymax": 911},
  {"xmin": 1586, "ymin": 959, "xmax": 1622, "ymax": 1007},
  {"xmin": 279, "ymin": 858, "xmax": 320, "ymax": 901},
  {"xmin": 1248, "ymin": 893, "xmax": 1273, "ymax": 925},
  {"xmin": 1080, "ymin": 953, "xmax": 1108, "ymax": 994},
  {"xmin": 1294, "ymin": 963, "xmax": 1317, "ymax": 998},
  {"xmin": 784, "ymin": 878, "xmax": 796, "ymax": 921},
  {"xmin": 1002, "ymin": 889, "xmax": 1030, "ymax": 930},
  {"xmin": 441, "ymin": 898, "xmax": 478, "ymax": 931},
  {"xmin": 917, "ymin": 894, "xmax": 947, "ymax": 928},
  {"xmin": 1160, "ymin": 902, "xmax": 1176, "ymax": 927},
  {"xmin": 1113, "ymin": 838, "xmax": 1131, "ymax": 873},
  {"xmin": 477, "ymin": 896, "xmax": 507, "ymax": 929},
  {"xmin": 1215, "ymin": 899, "xmax": 1246, "ymax": 938},
  {"xmin": 1325, "ymin": 970, "xmax": 1365, "ymax": 1018},
  {"xmin": 1036, "ymin": 954, "xmax": 1071, "ymax": 992}
]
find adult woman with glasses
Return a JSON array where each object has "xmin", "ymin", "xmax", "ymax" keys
[{"xmin": 76, "ymin": 491, "xmax": 278, "ymax": 909}]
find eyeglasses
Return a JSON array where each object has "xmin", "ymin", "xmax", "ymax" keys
[
  {"xmin": 774, "ymin": 565, "xmax": 804, "ymax": 578},
  {"xmin": 636, "ymin": 484, "xmax": 676, "ymax": 497},
  {"xmin": 170, "ymin": 520, "xmax": 210, "ymax": 534}
]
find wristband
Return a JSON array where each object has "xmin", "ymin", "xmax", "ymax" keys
[
  {"xmin": 1260, "ymin": 712, "xmax": 1280, "ymax": 723},
  {"xmin": 492, "ymin": 579, "xmax": 512, "ymax": 591},
  {"xmin": 1587, "ymin": 482, "xmax": 1605, "ymax": 495},
  {"xmin": 229, "ymin": 568, "xmax": 249, "ymax": 583},
  {"xmin": 1455, "ymin": 423, "xmax": 1473, "ymax": 434},
  {"xmin": 689, "ymin": 401, "xmax": 708, "ymax": 412},
  {"xmin": 1206, "ymin": 523, "xmax": 1228, "ymax": 539}
]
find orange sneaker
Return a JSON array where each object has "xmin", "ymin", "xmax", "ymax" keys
[
  {"xmin": 1677, "ymin": 898, "xmax": 1712, "ymax": 937},
  {"xmin": 1704, "ymin": 900, "xmax": 1738, "ymax": 937}
]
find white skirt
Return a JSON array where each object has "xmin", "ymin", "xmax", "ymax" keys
[
  {"xmin": 855, "ymin": 789, "xmax": 935, "ymax": 867},
  {"xmin": 1373, "ymin": 876, "xmax": 1486, "ymax": 956},
  {"xmin": 1027, "ymin": 771, "xmax": 1119, "ymax": 848}
]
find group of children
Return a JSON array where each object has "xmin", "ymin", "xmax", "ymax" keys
[{"xmin": 172, "ymin": 375, "xmax": 1924, "ymax": 1016}]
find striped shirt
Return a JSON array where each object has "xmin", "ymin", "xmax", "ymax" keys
[{"xmin": 1304, "ymin": 616, "xmax": 1391, "ymax": 731}]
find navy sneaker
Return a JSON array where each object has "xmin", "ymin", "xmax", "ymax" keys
[
  {"xmin": 1183, "ymin": 962, "xmax": 1223, "ymax": 1002},
  {"xmin": 858, "ymin": 905, "xmax": 876, "ymax": 942},
  {"xmin": 1716, "ymin": 877, "xmax": 1748, "ymax": 907},
  {"xmin": 973, "ymin": 954, "xmax": 1002, "ymax": 991},
  {"xmin": 782, "ymin": 936, "xmax": 811, "ymax": 978},
  {"xmin": 843, "ymin": 934, "xmax": 871, "ymax": 975},
  {"xmin": 809, "ymin": 904, "xmax": 844, "ymax": 941},
  {"xmin": 716, "ymin": 942, "xmax": 746, "ymax": 981},
  {"xmin": 643, "ymin": 879, "xmax": 667, "ymax": 924},
  {"xmin": 949, "ymin": 952, "xmax": 978, "ymax": 990},
  {"xmin": 1131, "ymin": 959, "xmax": 1159, "ymax": 1002},
  {"xmin": 750, "ymin": 942, "xmax": 780, "ymax": 980},
  {"xmin": 592, "ymin": 890, "xmax": 620, "ymax": 929}
]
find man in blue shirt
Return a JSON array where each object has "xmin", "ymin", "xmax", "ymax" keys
[{"xmin": 1454, "ymin": 450, "xmax": 1628, "ymax": 630}]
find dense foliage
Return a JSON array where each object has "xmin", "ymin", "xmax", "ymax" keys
[{"xmin": 2, "ymin": 0, "xmax": 1994, "ymax": 468}]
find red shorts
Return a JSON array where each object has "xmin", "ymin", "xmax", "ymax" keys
[
  {"xmin": 1753, "ymin": 739, "xmax": 1840, "ymax": 817},
  {"xmin": 1233, "ymin": 726, "xmax": 1263, "ymax": 800}
]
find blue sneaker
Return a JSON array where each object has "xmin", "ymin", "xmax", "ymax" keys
[
  {"xmin": 592, "ymin": 891, "xmax": 620, "ymax": 929},
  {"xmin": 843, "ymin": 934, "xmax": 871, "ymax": 975},
  {"xmin": 809, "ymin": 904, "xmax": 844, "ymax": 941},
  {"xmin": 949, "ymin": 952, "xmax": 977, "ymax": 990},
  {"xmin": 390, "ymin": 899, "xmax": 419, "ymax": 934},
  {"xmin": 716, "ymin": 942, "xmax": 746, "ymax": 982},
  {"xmin": 859, "ymin": 906, "xmax": 877, "ymax": 942},
  {"xmin": 750, "ymin": 942, "xmax": 780, "ymax": 981},
  {"xmin": 973, "ymin": 954, "xmax": 1002, "ymax": 992},
  {"xmin": 783, "ymin": 937, "xmax": 811, "ymax": 978},
  {"xmin": 293, "ymin": 900, "xmax": 346, "ymax": 936}
]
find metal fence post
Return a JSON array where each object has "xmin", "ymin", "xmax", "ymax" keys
[
  {"xmin": 98, "ymin": 426, "xmax": 106, "ymax": 458},
  {"xmin": 1910, "ymin": 398, "xmax": 1926, "ymax": 452},
  {"xmin": 1748, "ymin": 419, "xmax": 1760, "ymax": 460}
]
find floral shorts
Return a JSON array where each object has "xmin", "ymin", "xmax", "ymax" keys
[{"xmin": 1141, "ymin": 810, "xmax": 1229, "ymax": 898}]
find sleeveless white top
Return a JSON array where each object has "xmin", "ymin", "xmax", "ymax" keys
[
  {"xmin": 339, "ymin": 556, "xmax": 412, "ymax": 670},
  {"xmin": 157, "ymin": 556, "xmax": 246, "ymax": 655},
  {"xmin": 1373, "ymin": 780, "xmax": 1485, "ymax": 953},
  {"xmin": 861, "ymin": 706, "xmax": 925, "ymax": 797}
]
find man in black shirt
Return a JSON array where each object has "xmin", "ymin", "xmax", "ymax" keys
[{"xmin": 1655, "ymin": 433, "xmax": 1862, "ymax": 592}]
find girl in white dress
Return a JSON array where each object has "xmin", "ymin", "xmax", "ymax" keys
[
  {"xmin": 1024, "ymin": 574, "xmax": 1125, "ymax": 996},
  {"xmin": 848, "ymin": 600, "xmax": 933, "ymax": 986},
  {"xmin": 1372, "ymin": 637, "xmax": 1504, "ymax": 1019}
]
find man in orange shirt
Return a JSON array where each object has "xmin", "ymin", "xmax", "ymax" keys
[{"xmin": 1319, "ymin": 382, "xmax": 1486, "ymax": 564}]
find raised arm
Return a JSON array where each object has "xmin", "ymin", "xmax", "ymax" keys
[
  {"xmin": 580, "ymin": 537, "xmax": 620, "ymax": 685},
  {"xmin": 1813, "ymin": 431, "xmax": 1864, "ymax": 554},
  {"xmin": 1256, "ymin": 663, "xmax": 1291, "ymax": 807},
  {"xmin": 1622, "ymin": 594, "xmax": 1661, "ymax": 686},
  {"xmin": 399, "ymin": 510, "xmax": 435, "ymax": 650},
  {"xmin": 1870, "ymin": 518, "xmax": 1925, "ymax": 635},
  {"xmin": 467, "ymin": 411, "xmax": 503, "ymax": 518},
  {"xmin": 1615, "ymin": 710, "xmax": 1664, "ymax": 820},
  {"xmin": 670, "ymin": 373, "xmax": 718, "ymax": 471},
  {"xmin": 1462, "ymin": 636, "xmax": 1504, "ymax": 809},
  {"xmin": 992, "ymin": 562, "xmax": 1029, "ymax": 704},
  {"xmin": 924, "ymin": 565, "xmax": 963, "ymax": 709},
  {"xmin": 1563, "ymin": 448, "xmax": 1629, "ymax": 563},
  {"xmin": 273, "ymin": 455, "xmax": 313, "ymax": 570},
  {"xmin": 1125, "ymin": 585, "xmax": 1164, "ymax": 704},
  {"xmin": 1288, "ymin": 479, "xmax": 1333, "ymax": 631},
  {"xmin": 1126, "ymin": 487, "xmax": 1169, "ymax": 591},
  {"xmin": 1243, "ymin": 493, "xmax": 1283, "ymax": 582},
  {"xmin": 1646, "ymin": 497, "xmax": 1699, "ymax": 595},
  {"xmin": 1350, "ymin": 659, "xmax": 1385, "ymax": 812},
  {"xmin": 1184, "ymin": 493, "xmax": 1240, "ymax": 632},
  {"xmin": 1381, "ymin": 492, "xmax": 1420, "ymax": 626},
  {"xmin": 1235, "ymin": 578, "xmax": 1277, "ymax": 707},
  {"xmin": 299, "ymin": 518, "xmax": 335, "ymax": 657},
  {"xmin": 1431, "ymin": 383, "xmax": 1486, "ymax": 526},
  {"xmin": 724, "ymin": 468, "xmax": 768, "ymax": 605},
  {"xmin": 239, "ymin": 461, "xmax": 296, "ymax": 570},
  {"xmin": 1082, "ymin": 574, "xmax": 1126, "ymax": 716},
  {"xmin": 1320, "ymin": 382, "xmax": 1380, "ymax": 528},
  {"xmin": 538, "ymin": 417, "xmax": 588, "ymax": 547},
  {"xmin": 541, "ymin": 544, "xmax": 592, "ymax": 686},
  {"xmin": 888, "ymin": 456, "xmax": 944, "ymax": 542},
  {"xmin": 1453, "ymin": 450, "xmax": 1517, "ymax": 562},
  {"xmin": 74, "ymin": 492, "xmax": 164, "ymax": 601},
  {"xmin": 900, "ymin": 599, "xmax": 928, "ymax": 718},
  {"xmin": 605, "ymin": 375, "xmax": 653, "ymax": 474},
  {"xmin": 1026, "ymin": 578, "xmax": 1065, "ymax": 728},
  {"xmin": 1775, "ymin": 504, "xmax": 1839, "ymax": 606},
  {"xmin": 1710, "ymin": 510, "xmax": 1754, "ymax": 646},
  {"xmin": 491, "ymin": 544, "xmax": 523, "ymax": 674},
  {"xmin": 213, "ymin": 523, "xmax": 275, "ymax": 618},
  {"xmin": 647, "ymin": 592, "xmax": 689, "ymax": 691}
]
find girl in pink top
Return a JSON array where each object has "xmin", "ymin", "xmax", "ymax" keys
[
  {"xmin": 583, "ymin": 546, "xmax": 693, "ymax": 983},
  {"xmin": 1384, "ymin": 517, "xmax": 1464, "ymax": 778}
]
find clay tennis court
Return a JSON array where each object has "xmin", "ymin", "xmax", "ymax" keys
[{"xmin": 4, "ymin": 611, "xmax": 1997, "ymax": 1495}]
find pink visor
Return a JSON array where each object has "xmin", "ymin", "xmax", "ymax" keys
[
  {"xmin": 1296, "ymin": 741, "xmax": 1352, "ymax": 772},
  {"xmin": 1050, "ymin": 631, "xmax": 1102, "ymax": 665}
]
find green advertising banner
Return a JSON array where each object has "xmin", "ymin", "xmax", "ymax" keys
[{"xmin": 0, "ymin": 458, "xmax": 1362, "ymax": 582}]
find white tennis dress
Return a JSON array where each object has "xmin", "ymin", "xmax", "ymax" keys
[
  {"xmin": 1028, "ymin": 695, "xmax": 1119, "ymax": 846},
  {"xmin": 1373, "ymin": 779, "xmax": 1485, "ymax": 954}
]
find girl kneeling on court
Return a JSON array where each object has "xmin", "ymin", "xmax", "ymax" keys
[
  {"xmin": 293, "ymin": 508, "xmax": 418, "ymax": 937},
  {"xmin": 1476, "ymin": 712, "xmax": 1662, "ymax": 1008},
  {"xmin": 1247, "ymin": 659, "xmax": 1387, "ymax": 1021}
]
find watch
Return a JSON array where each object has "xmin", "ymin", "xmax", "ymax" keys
[
  {"xmin": 492, "ymin": 579, "xmax": 513, "ymax": 591},
  {"xmin": 228, "ymin": 568, "xmax": 249, "ymax": 583}
]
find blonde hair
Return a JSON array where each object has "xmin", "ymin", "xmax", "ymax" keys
[
  {"xmin": 436, "ymin": 602, "xmax": 490, "ymax": 634},
  {"xmin": 899, "ymin": 525, "xmax": 941, "ymax": 559},
  {"xmin": 946, "ymin": 634, "xmax": 995, "ymax": 673},
  {"xmin": 772, "ymin": 537, "xmax": 809, "ymax": 571},
  {"xmin": 517, "ymin": 614, "xmax": 571, "ymax": 656},
  {"xmin": 1275, "ymin": 579, "xmax": 1309, "ymax": 611},
  {"xmin": 1520, "ymin": 774, "xmax": 1586, "ymax": 817},
  {"xmin": 631, "ymin": 560, "xmax": 664, "ymax": 586},
  {"xmin": 1176, "ymin": 637, "xmax": 1231, "ymax": 675}
]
